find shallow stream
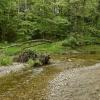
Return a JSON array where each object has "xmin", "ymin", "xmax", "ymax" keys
[{"xmin": 0, "ymin": 54, "xmax": 100, "ymax": 100}]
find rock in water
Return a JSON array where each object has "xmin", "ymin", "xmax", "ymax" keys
[{"xmin": 39, "ymin": 54, "xmax": 50, "ymax": 65}]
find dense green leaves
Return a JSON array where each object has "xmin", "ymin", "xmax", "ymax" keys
[{"xmin": 0, "ymin": 0, "xmax": 100, "ymax": 42}]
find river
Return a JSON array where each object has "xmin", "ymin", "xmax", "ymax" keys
[{"xmin": 0, "ymin": 54, "xmax": 100, "ymax": 100}]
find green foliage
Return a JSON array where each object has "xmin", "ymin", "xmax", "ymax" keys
[
  {"xmin": 62, "ymin": 36, "xmax": 78, "ymax": 48},
  {"xmin": 33, "ymin": 60, "xmax": 42, "ymax": 67},
  {"xmin": 62, "ymin": 34, "xmax": 100, "ymax": 48},
  {"xmin": 4, "ymin": 47, "xmax": 21, "ymax": 56},
  {"xmin": 27, "ymin": 59, "xmax": 35, "ymax": 67},
  {"xmin": 0, "ymin": 56, "xmax": 13, "ymax": 66},
  {"xmin": 30, "ymin": 42, "xmax": 65, "ymax": 54},
  {"xmin": 0, "ymin": 0, "xmax": 100, "ymax": 44},
  {"xmin": 27, "ymin": 59, "xmax": 41, "ymax": 67},
  {"xmin": 77, "ymin": 45, "xmax": 100, "ymax": 54}
]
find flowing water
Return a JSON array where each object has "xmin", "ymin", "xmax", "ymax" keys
[{"xmin": 0, "ymin": 54, "xmax": 100, "ymax": 100}]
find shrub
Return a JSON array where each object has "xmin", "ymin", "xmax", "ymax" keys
[
  {"xmin": 27, "ymin": 59, "xmax": 34, "ymax": 67},
  {"xmin": 0, "ymin": 56, "xmax": 13, "ymax": 66},
  {"xmin": 33, "ymin": 60, "xmax": 42, "ymax": 67},
  {"xmin": 27, "ymin": 59, "xmax": 41, "ymax": 68},
  {"xmin": 62, "ymin": 36, "xmax": 78, "ymax": 48}
]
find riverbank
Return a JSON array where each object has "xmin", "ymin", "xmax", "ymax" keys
[
  {"xmin": 0, "ymin": 41, "xmax": 100, "ymax": 67},
  {"xmin": 0, "ymin": 40, "xmax": 100, "ymax": 55},
  {"xmin": 0, "ymin": 63, "xmax": 27, "ymax": 77},
  {"xmin": 0, "ymin": 52, "xmax": 99, "ymax": 78},
  {"xmin": 0, "ymin": 41, "xmax": 99, "ymax": 75},
  {"xmin": 0, "ymin": 41, "xmax": 99, "ymax": 78}
]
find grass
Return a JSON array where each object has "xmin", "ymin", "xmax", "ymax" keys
[
  {"xmin": 0, "ymin": 42, "xmax": 63, "ymax": 56},
  {"xmin": 29, "ymin": 42, "xmax": 66, "ymax": 53},
  {"xmin": 0, "ymin": 40, "xmax": 100, "ymax": 66},
  {"xmin": 77, "ymin": 45, "xmax": 100, "ymax": 53},
  {"xmin": 4, "ymin": 47, "xmax": 21, "ymax": 56},
  {"xmin": 0, "ymin": 56, "xmax": 13, "ymax": 66},
  {"xmin": 0, "ymin": 41, "xmax": 66, "ymax": 66},
  {"xmin": 1, "ymin": 41, "xmax": 100, "ymax": 54},
  {"xmin": 0, "ymin": 40, "xmax": 100, "ymax": 55},
  {"xmin": 27, "ymin": 59, "xmax": 41, "ymax": 67}
]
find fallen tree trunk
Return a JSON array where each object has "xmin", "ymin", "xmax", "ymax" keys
[
  {"xmin": 22, "ymin": 42, "xmax": 51, "ymax": 50},
  {"xmin": 0, "ymin": 39, "xmax": 52, "ymax": 50}
]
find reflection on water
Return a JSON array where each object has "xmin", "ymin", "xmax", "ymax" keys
[{"xmin": 0, "ymin": 54, "xmax": 99, "ymax": 100}]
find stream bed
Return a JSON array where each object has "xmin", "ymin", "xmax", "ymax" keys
[{"xmin": 0, "ymin": 54, "xmax": 100, "ymax": 100}]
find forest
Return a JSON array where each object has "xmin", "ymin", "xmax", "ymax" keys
[{"xmin": 0, "ymin": 0, "xmax": 100, "ymax": 44}]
